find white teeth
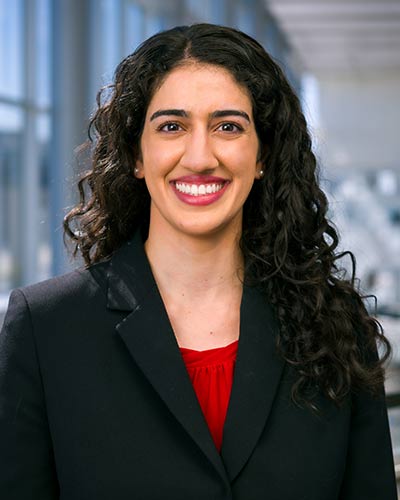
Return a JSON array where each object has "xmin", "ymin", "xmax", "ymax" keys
[{"xmin": 174, "ymin": 182, "xmax": 225, "ymax": 196}]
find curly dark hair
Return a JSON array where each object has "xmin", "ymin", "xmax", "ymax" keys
[{"xmin": 64, "ymin": 23, "xmax": 391, "ymax": 411}]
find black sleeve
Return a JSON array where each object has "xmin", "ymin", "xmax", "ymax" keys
[
  {"xmin": 0, "ymin": 289, "xmax": 59, "ymax": 499},
  {"xmin": 339, "ymin": 346, "xmax": 398, "ymax": 499}
]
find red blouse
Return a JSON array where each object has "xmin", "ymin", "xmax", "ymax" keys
[{"xmin": 180, "ymin": 340, "xmax": 239, "ymax": 452}]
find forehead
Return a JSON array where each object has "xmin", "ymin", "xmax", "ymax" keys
[{"xmin": 146, "ymin": 63, "xmax": 253, "ymax": 114}]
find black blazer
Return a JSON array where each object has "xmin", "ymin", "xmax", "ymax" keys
[{"xmin": 0, "ymin": 232, "xmax": 397, "ymax": 499}]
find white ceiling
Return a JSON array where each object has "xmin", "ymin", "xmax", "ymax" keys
[{"xmin": 266, "ymin": 0, "xmax": 400, "ymax": 75}]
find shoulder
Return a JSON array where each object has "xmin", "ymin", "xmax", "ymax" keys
[{"xmin": 7, "ymin": 260, "xmax": 111, "ymax": 322}]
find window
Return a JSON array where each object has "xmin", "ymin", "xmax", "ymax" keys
[
  {"xmin": 233, "ymin": 0, "xmax": 257, "ymax": 36},
  {"xmin": 125, "ymin": 2, "xmax": 145, "ymax": 53},
  {"xmin": 0, "ymin": 0, "xmax": 52, "ymax": 294}
]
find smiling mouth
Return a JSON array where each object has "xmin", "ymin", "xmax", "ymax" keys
[{"xmin": 173, "ymin": 181, "xmax": 227, "ymax": 196}]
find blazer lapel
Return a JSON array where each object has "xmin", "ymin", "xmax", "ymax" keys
[
  {"xmin": 220, "ymin": 285, "xmax": 285, "ymax": 482},
  {"xmin": 106, "ymin": 233, "xmax": 228, "ymax": 484}
]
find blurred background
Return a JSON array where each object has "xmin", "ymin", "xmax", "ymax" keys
[{"xmin": 0, "ymin": 0, "xmax": 399, "ymax": 487}]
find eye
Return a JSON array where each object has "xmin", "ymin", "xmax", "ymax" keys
[
  {"xmin": 217, "ymin": 122, "xmax": 243, "ymax": 133},
  {"xmin": 157, "ymin": 122, "xmax": 182, "ymax": 132}
]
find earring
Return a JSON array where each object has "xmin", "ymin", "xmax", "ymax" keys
[
  {"xmin": 259, "ymin": 170, "xmax": 264, "ymax": 178},
  {"xmin": 134, "ymin": 167, "xmax": 139, "ymax": 175}
]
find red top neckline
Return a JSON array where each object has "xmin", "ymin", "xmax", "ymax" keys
[
  {"xmin": 179, "ymin": 340, "xmax": 239, "ymax": 353},
  {"xmin": 180, "ymin": 340, "xmax": 238, "ymax": 363},
  {"xmin": 180, "ymin": 339, "xmax": 239, "ymax": 451}
]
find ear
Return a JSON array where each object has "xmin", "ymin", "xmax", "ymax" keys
[
  {"xmin": 254, "ymin": 145, "xmax": 268, "ymax": 180},
  {"xmin": 134, "ymin": 158, "xmax": 145, "ymax": 179},
  {"xmin": 254, "ymin": 160, "xmax": 264, "ymax": 180}
]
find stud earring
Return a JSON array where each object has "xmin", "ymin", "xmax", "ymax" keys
[
  {"xmin": 259, "ymin": 170, "xmax": 264, "ymax": 178},
  {"xmin": 134, "ymin": 167, "xmax": 139, "ymax": 175}
]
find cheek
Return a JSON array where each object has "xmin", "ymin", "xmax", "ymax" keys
[
  {"xmin": 142, "ymin": 142, "xmax": 182, "ymax": 173},
  {"xmin": 158, "ymin": 148, "xmax": 182, "ymax": 166},
  {"xmin": 233, "ymin": 150, "xmax": 259, "ymax": 178}
]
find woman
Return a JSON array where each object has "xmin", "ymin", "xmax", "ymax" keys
[{"xmin": 0, "ymin": 23, "xmax": 397, "ymax": 499}]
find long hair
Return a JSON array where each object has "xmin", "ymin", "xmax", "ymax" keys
[{"xmin": 64, "ymin": 23, "xmax": 391, "ymax": 411}]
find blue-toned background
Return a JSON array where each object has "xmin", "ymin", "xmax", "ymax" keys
[{"xmin": 1, "ymin": 0, "xmax": 399, "ymax": 488}]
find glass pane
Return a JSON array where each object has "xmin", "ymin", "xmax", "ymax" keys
[
  {"xmin": 124, "ymin": 3, "xmax": 145, "ymax": 54},
  {"xmin": 328, "ymin": 172, "xmax": 400, "ymax": 306},
  {"xmin": 388, "ymin": 407, "xmax": 400, "ymax": 463},
  {"xmin": 0, "ymin": 0, "xmax": 24, "ymax": 99},
  {"xmin": 36, "ymin": 0, "xmax": 51, "ymax": 108},
  {"xmin": 263, "ymin": 19, "xmax": 279, "ymax": 58},
  {"xmin": 100, "ymin": 0, "xmax": 122, "ymax": 84},
  {"xmin": 0, "ymin": 105, "xmax": 23, "ymax": 292},
  {"xmin": 187, "ymin": 0, "xmax": 210, "ymax": 19},
  {"xmin": 144, "ymin": 13, "xmax": 164, "ymax": 39},
  {"xmin": 210, "ymin": 0, "xmax": 227, "ymax": 24},
  {"xmin": 234, "ymin": 0, "xmax": 257, "ymax": 36},
  {"xmin": 36, "ymin": 113, "xmax": 52, "ymax": 282}
]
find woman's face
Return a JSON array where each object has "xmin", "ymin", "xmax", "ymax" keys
[{"xmin": 135, "ymin": 63, "xmax": 262, "ymax": 241}]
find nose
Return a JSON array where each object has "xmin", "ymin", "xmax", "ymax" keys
[{"xmin": 179, "ymin": 128, "xmax": 219, "ymax": 171}]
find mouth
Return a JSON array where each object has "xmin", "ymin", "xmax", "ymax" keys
[
  {"xmin": 173, "ymin": 181, "xmax": 226, "ymax": 196},
  {"xmin": 170, "ymin": 177, "xmax": 230, "ymax": 206}
]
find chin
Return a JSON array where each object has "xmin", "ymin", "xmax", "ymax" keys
[{"xmin": 176, "ymin": 219, "xmax": 241, "ymax": 240}]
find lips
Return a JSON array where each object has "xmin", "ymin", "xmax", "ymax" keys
[{"xmin": 170, "ymin": 176, "xmax": 230, "ymax": 206}]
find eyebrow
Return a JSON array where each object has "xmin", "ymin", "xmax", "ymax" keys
[
  {"xmin": 212, "ymin": 110, "xmax": 250, "ymax": 122},
  {"xmin": 149, "ymin": 109, "xmax": 251, "ymax": 122},
  {"xmin": 150, "ymin": 109, "xmax": 188, "ymax": 121}
]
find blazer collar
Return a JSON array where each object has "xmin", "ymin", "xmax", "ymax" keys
[
  {"xmin": 221, "ymin": 286, "xmax": 285, "ymax": 481},
  {"xmin": 106, "ymin": 232, "xmax": 229, "ymax": 484},
  {"xmin": 106, "ymin": 230, "xmax": 155, "ymax": 312},
  {"xmin": 106, "ymin": 232, "xmax": 285, "ymax": 484}
]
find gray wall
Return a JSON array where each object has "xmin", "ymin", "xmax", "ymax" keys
[{"xmin": 317, "ymin": 71, "xmax": 400, "ymax": 173}]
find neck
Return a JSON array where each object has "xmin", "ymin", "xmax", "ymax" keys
[{"xmin": 144, "ymin": 226, "xmax": 244, "ymax": 300}]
